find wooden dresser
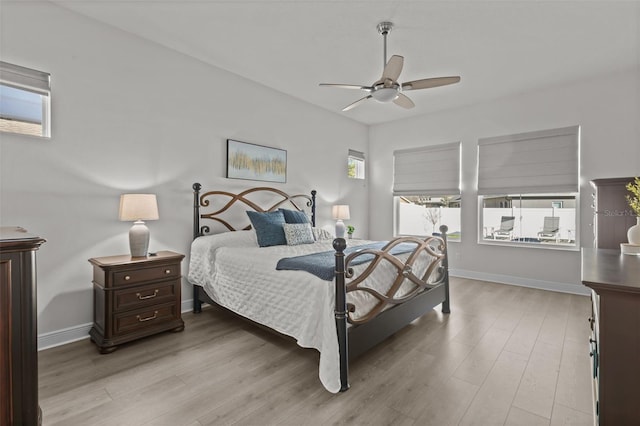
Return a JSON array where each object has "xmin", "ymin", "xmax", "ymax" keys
[
  {"xmin": 89, "ymin": 251, "xmax": 185, "ymax": 353},
  {"xmin": 582, "ymin": 248, "xmax": 640, "ymax": 425},
  {"xmin": 0, "ymin": 227, "xmax": 46, "ymax": 426}
]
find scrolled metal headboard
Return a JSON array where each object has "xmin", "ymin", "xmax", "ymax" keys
[{"xmin": 192, "ymin": 183, "xmax": 316, "ymax": 239}]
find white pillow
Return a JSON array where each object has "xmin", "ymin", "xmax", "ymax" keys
[
  {"xmin": 193, "ymin": 230, "xmax": 257, "ymax": 250},
  {"xmin": 284, "ymin": 223, "xmax": 315, "ymax": 245},
  {"xmin": 312, "ymin": 227, "xmax": 334, "ymax": 241}
]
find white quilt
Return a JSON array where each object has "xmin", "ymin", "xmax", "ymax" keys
[{"xmin": 187, "ymin": 231, "xmax": 429, "ymax": 393}]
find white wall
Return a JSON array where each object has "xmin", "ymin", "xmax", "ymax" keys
[
  {"xmin": 2, "ymin": 2, "xmax": 637, "ymax": 348},
  {"xmin": 369, "ymin": 68, "xmax": 640, "ymax": 294},
  {"xmin": 0, "ymin": 2, "xmax": 368, "ymax": 346}
]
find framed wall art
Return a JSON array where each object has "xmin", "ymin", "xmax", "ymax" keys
[{"xmin": 226, "ymin": 139, "xmax": 287, "ymax": 183}]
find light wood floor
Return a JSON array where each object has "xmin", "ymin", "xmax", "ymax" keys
[{"xmin": 38, "ymin": 278, "xmax": 594, "ymax": 425}]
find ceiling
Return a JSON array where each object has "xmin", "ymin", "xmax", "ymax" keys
[{"xmin": 50, "ymin": 0, "xmax": 640, "ymax": 125}]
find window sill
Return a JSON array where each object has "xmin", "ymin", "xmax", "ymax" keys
[{"xmin": 477, "ymin": 238, "xmax": 579, "ymax": 251}]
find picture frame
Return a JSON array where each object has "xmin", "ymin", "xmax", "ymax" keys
[{"xmin": 226, "ymin": 139, "xmax": 287, "ymax": 183}]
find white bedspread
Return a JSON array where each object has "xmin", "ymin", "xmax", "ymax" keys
[{"xmin": 187, "ymin": 231, "xmax": 429, "ymax": 393}]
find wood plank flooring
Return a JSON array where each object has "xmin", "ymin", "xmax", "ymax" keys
[{"xmin": 38, "ymin": 278, "xmax": 594, "ymax": 425}]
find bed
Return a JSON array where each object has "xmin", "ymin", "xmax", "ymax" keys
[{"xmin": 188, "ymin": 183, "xmax": 450, "ymax": 393}]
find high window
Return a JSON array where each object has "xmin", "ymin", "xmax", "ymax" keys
[
  {"xmin": 348, "ymin": 149, "xmax": 365, "ymax": 179},
  {"xmin": 393, "ymin": 142, "xmax": 461, "ymax": 241},
  {"xmin": 0, "ymin": 61, "xmax": 51, "ymax": 138},
  {"xmin": 478, "ymin": 126, "xmax": 580, "ymax": 249}
]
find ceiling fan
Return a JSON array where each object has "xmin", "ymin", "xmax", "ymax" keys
[{"xmin": 320, "ymin": 21, "xmax": 461, "ymax": 112}]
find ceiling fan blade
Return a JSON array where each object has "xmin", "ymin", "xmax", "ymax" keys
[
  {"xmin": 381, "ymin": 55, "xmax": 404, "ymax": 82},
  {"xmin": 393, "ymin": 93, "xmax": 415, "ymax": 109},
  {"xmin": 319, "ymin": 83, "xmax": 372, "ymax": 91},
  {"xmin": 402, "ymin": 76, "xmax": 461, "ymax": 91},
  {"xmin": 342, "ymin": 95, "xmax": 373, "ymax": 112}
]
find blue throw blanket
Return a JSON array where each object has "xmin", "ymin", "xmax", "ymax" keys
[{"xmin": 276, "ymin": 242, "xmax": 415, "ymax": 281}]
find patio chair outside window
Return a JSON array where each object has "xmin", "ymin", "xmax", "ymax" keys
[
  {"xmin": 538, "ymin": 216, "xmax": 560, "ymax": 242},
  {"xmin": 493, "ymin": 216, "xmax": 515, "ymax": 240}
]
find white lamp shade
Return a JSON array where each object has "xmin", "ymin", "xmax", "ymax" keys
[
  {"xmin": 332, "ymin": 205, "xmax": 350, "ymax": 220},
  {"xmin": 119, "ymin": 194, "xmax": 159, "ymax": 221}
]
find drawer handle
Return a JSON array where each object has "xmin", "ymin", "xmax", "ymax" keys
[
  {"xmin": 165, "ymin": 269, "xmax": 171, "ymax": 274},
  {"xmin": 124, "ymin": 275, "xmax": 131, "ymax": 281},
  {"xmin": 136, "ymin": 289, "xmax": 159, "ymax": 300},
  {"xmin": 137, "ymin": 311, "xmax": 158, "ymax": 322}
]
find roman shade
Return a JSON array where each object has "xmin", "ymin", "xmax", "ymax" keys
[
  {"xmin": 348, "ymin": 149, "xmax": 365, "ymax": 161},
  {"xmin": 393, "ymin": 142, "xmax": 461, "ymax": 196},
  {"xmin": 477, "ymin": 125, "xmax": 579, "ymax": 195},
  {"xmin": 0, "ymin": 61, "xmax": 50, "ymax": 95}
]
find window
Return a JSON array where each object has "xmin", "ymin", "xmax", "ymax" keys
[
  {"xmin": 348, "ymin": 149, "xmax": 365, "ymax": 179},
  {"xmin": 481, "ymin": 194, "xmax": 577, "ymax": 245},
  {"xmin": 0, "ymin": 61, "xmax": 51, "ymax": 138},
  {"xmin": 395, "ymin": 195, "xmax": 461, "ymax": 241},
  {"xmin": 478, "ymin": 126, "xmax": 580, "ymax": 248},
  {"xmin": 393, "ymin": 142, "xmax": 461, "ymax": 241}
]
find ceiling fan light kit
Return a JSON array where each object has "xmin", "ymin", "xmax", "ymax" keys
[
  {"xmin": 372, "ymin": 86, "xmax": 399, "ymax": 102},
  {"xmin": 320, "ymin": 21, "xmax": 461, "ymax": 112}
]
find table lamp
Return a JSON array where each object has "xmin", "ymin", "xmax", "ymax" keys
[
  {"xmin": 119, "ymin": 194, "xmax": 159, "ymax": 257},
  {"xmin": 332, "ymin": 204, "xmax": 350, "ymax": 238}
]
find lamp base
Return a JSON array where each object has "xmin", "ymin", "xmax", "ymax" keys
[
  {"xmin": 335, "ymin": 219, "xmax": 346, "ymax": 238},
  {"xmin": 129, "ymin": 220, "xmax": 150, "ymax": 257}
]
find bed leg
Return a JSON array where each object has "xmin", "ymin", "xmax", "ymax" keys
[
  {"xmin": 442, "ymin": 278, "xmax": 451, "ymax": 314},
  {"xmin": 439, "ymin": 224, "xmax": 451, "ymax": 314},
  {"xmin": 193, "ymin": 285, "xmax": 202, "ymax": 314},
  {"xmin": 334, "ymin": 238, "xmax": 350, "ymax": 392}
]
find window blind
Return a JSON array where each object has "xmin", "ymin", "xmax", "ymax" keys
[
  {"xmin": 0, "ymin": 61, "xmax": 50, "ymax": 95},
  {"xmin": 348, "ymin": 149, "xmax": 365, "ymax": 160},
  {"xmin": 477, "ymin": 126, "xmax": 579, "ymax": 195},
  {"xmin": 393, "ymin": 142, "xmax": 461, "ymax": 196}
]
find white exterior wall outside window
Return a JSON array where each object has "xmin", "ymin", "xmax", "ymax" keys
[
  {"xmin": 393, "ymin": 142, "xmax": 461, "ymax": 241},
  {"xmin": 477, "ymin": 125, "xmax": 580, "ymax": 249},
  {"xmin": 0, "ymin": 61, "xmax": 51, "ymax": 138}
]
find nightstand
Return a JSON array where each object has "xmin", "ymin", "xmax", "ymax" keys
[{"xmin": 89, "ymin": 250, "xmax": 185, "ymax": 354}]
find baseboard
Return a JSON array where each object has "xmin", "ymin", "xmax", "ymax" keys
[
  {"xmin": 181, "ymin": 298, "xmax": 193, "ymax": 313},
  {"xmin": 38, "ymin": 323, "xmax": 93, "ymax": 351},
  {"xmin": 449, "ymin": 268, "xmax": 590, "ymax": 296},
  {"xmin": 38, "ymin": 300, "xmax": 196, "ymax": 351}
]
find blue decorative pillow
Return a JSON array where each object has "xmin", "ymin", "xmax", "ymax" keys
[
  {"xmin": 279, "ymin": 208, "xmax": 310, "ymax": 224},
  {"xmin": 246, "ymin": 210, "xmax": 286, "ymax": 247},
  {"xmin": 283, "ymin": 223, "xmax": 315, "ymax": 246}
]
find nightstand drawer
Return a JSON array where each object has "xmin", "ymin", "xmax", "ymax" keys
[
  {"xmin": 114, "ymin": 303, "xmax": 178, "ymax": 335},
  {"xmin": 113, "ymin": 264, "xmax": 180, "ymax": 286},
  {"xmin": 114, "ymin": 280, "xmax": 178, "ymax": 312}
]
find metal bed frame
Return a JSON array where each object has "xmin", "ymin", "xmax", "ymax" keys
[{"xmin": 191, "ymin": 183, "xmax": 450, "ymax": 391}]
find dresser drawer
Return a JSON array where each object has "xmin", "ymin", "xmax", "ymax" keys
[
  {"xmin": 113, "ymin": 303, "xmax": 178, "ymax": 336},
  {"xmin": 113, "ymin": 280, "xmax": 179, "ymax": 312},
  {"xmin": 113, "ymin": 263, "xmax": 180, "ymax": 286}
]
